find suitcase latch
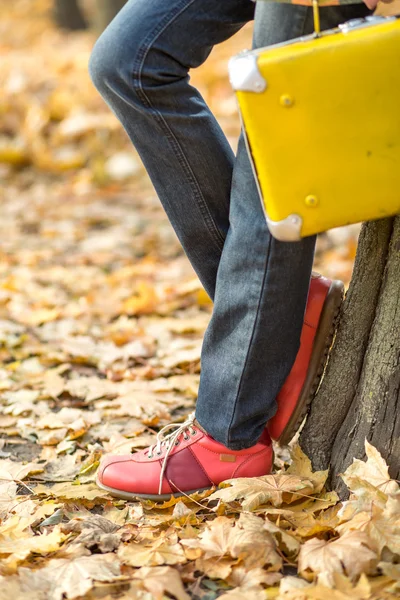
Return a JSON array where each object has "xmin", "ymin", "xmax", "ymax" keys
[
  {"xmin": 339, "ymin": 15, "xmax": 395, "ymax": 34},
  {"xmin": 228, "ymin": 54, "xmax": 267, "ymax": 94}
]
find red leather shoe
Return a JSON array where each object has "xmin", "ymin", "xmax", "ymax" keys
[
  {"xmin": 268, "ymin": 273, "xmax": 344, "ymax": 445},
  {"xmin": 96, "ymin": 413, "xmax": 273, "ymax": 501}
]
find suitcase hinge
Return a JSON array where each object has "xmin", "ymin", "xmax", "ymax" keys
[{"xmin": 228, "ymin": 54, "xmax": 267, "ymax": 93}]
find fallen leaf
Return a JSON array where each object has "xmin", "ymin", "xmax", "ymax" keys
[
  {"xmin": 341, "ymin": 440, "xmax": 399, "ymax": 496},
  {"xmin": 134, "ymin": 566, "xmax": 190, "ymax": 600},
  {"xmin": 61, "ymin": 515, "xmax": 121, "ymax": 552},
  {"xmin": 288, "ymin": 445, "xmax": 328, "ymax": 494},
  {"xmin": 16, "ymin": 553, "xmax": 121, "ymax": 600},
  {"xmin": 118, "ymin": 536, "xmax": 187, "ymax": 567},
  {"xmin": 209, "ymin": 474, "xmax": 315, "ymax": 511},
  {"xmin": 182, "ymin": 514, "xmax": 281, "ymax": 573},
  {"xmin": 298, "ymin": 531, "xmax": 377, "ymax": 586},
  {"xmin": 337, "ymin": 498, "xmax": 400, "ymax": 555}
]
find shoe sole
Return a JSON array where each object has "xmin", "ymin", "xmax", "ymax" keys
[
  {"xmin": 278, "ymin": 280, "xmax": 344, "ymax": 446},
  {"xmin": 96, "ymin": 476, "xmax": 213, "ymax": 501}
]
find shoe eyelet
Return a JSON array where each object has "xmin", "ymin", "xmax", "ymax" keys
[
  {"xmin": 191, "ymin": 430, "xmax": 197, "ymax": 436},
  {"xmin": 156, "ymin": 451, "xmax": 162, "ymax": 456},
  {"xmin": 183, "ymin": 435, "xmax": 189, "ymax": 441},
  {"xmin": 147, "ymin": 454, "xmax": 153, "ymax": 459},
  {"xmin": 175, "ymin": 440, "xmax": 180, "ymax": 446}
]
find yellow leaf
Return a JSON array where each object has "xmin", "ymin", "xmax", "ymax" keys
[
  {"xmin": 33, "ymin": 482, "xmax": 110, "ymax": 502},
  {"xmin": 288, "ymin": 445, "xmax": 328, "ymax": 494},
  {"xmin": 121, "ymin": 282, "xmax": 158, "ymax": 316},
  {"xmin": 0, "ymin": 526, "xmax": 66, "ymax": 569},
  {"xmin": 118, "ymin": 538, "xmax": 187, "ymax": 567}
]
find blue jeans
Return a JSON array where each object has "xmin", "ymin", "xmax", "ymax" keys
[{"xmin": 89, "ymin": 0, "xmax": 369, "ymax": 449}]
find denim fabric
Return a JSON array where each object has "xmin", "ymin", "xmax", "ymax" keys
[{"xmin": 89, "ymin": 0, "xmax": 370, "ymax": 449}]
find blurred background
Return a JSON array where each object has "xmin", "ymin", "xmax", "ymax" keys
[{"xmin": 1, "ymin": 0, "xmax": 399, "ymax": 333}]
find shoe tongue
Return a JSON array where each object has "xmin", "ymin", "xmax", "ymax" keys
[{"xmin": 193, "ymin": 418, "xmax": 208, "ymax": 435}]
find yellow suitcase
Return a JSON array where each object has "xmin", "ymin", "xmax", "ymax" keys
[{"xmin": 229, "ymin": 13, "xmax": 400, "ymax": 241}]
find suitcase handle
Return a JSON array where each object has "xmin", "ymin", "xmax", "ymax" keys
[{"xmin": 312, "ymin": 0, "xmax": 321, "ymax": 33}]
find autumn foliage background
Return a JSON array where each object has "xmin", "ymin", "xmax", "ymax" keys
[{"xmin": 1, "ymin": 1, "xmax": 400, "ymax": 599}]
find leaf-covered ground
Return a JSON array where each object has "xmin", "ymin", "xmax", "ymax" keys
[{"xmin": 1, "ymin": 2, "xmax": 400, "ymax": 599}]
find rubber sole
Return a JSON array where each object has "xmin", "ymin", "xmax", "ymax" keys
[
  {"xmin": 96, "ymin": 476, "xmax": 213, "ymax": 501},
  {"xmin": 278, "ymin": 280, "xmax": 344, "ymax": 446}
]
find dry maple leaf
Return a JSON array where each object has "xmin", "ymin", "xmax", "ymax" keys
[
  {"xmin": 208, "ymin": 474, "xmax": 315, "ymax": 511},
  {"xmin": 337, "ymin": 498, "xmax": 400, "ymax": 555},
  {"xmin": 341, "ymin": 440, "xmax": 399, "ymax": 496},
  {"xmin": 0, "ymin": 458, "xmax": 43, "ymax": 482},
  {"xmin": 0, "ymin": 526, "xmax": 66, "ymax": 570},
  {"xmin": 133, "ymin": 566, "xmax": 190, "ymax": 600},
  {"xmin": 278, "ymin": 576, "xmax": 311, "ymax": 600},
  {"xmin": 33, "ymin": 482, "xmax": 110, "ymax": 502},
  {"xmin": 379, "ymin": 562, "xmax": 400, "ymax": 592},
  {"xmin": 182, "ymin": 514, "xmax": 281, "ymax": 572},
  {"xmin": 287, "ymin": 445, "xmax": 328, "ymax": 494},
  {"xmin": 15, "ymin": 553, "xmax": 122, "ymax": 600},
  {"xmin": 218, "ymin": 589, "xmax": 267, "ymax": 600},
  {"xmin": 35, "ymin": 453, "xmax": 80, "ymax": 482},
  {"xmin": 227, "ymin": 565, "xmax": 282, "ymax": 589},
  {"xmin": 298, "ymin": 531, "xmax": 377, "ymax": 586},
  {"xmin": 278, "ymin": 573, "xmax": 372, "ymax": 600},
  {"xmin": 61, "ymin": 515, "xmax": 121, "ymax": 553},
  {"xmin": 118, "ymin": 536, "xmax": 187, "ymax": 567}
]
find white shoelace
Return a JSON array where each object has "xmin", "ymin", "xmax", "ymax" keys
[{"xmin": 146, "ymin": 412, "xmax": 198, "ymax": 494}]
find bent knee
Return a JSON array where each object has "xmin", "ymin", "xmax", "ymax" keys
[
  {"xmin": 89, "ymin": 27, "xmax": 133, "ymax": 95},
  {"xmin": 89, "ymin": 8, "xmax": 190, "ymax": 103}
]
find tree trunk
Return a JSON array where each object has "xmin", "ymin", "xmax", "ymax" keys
[
  {"xmin": 53, "ymin": 0, "xmax": 88, "ymax": 30},
  {"xmin": 300, "ymin": 216, "xmax": 400, "ymax": 498},
  {"xmin": 94, "ymin": 0, "xmax": 127, "ymax": 32}
]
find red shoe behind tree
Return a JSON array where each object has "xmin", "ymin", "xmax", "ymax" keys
[{"xmin": 268, "ymin": 273, "xmax": 344, "ymax": 445}]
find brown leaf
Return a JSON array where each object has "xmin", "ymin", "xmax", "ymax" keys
[
  {"xmin": 337, "ymin": 498, "xmax": 400, "ymax": 555},
  {"xmin": 208, "ymin": 474, "xmax": 315, "ymax": 510},
  {"xmin": 341, "ymin": 440, "xmax": 399, "ymax": 496},
  {"xmin": 16, "ymin": 553, "xmax": 121, "ymax": 600},
  {"xmin": 298, "ymin": 531, "xmax": 377, "ymax": 586},
  {"xmin": 182, "ymin": 514, "xmax": 281, "ymax": 572},
  {"xmin": 61, "ymin": 515, "xmax": 121, "ymax": 552},
  {"xmin": 134, "ymin": 566, "xmax": 190, "ymax": 600}
]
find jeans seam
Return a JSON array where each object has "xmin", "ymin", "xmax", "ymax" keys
[
  {"xmin": 131, "ymin": 0, "xmax": 226, "ymax": 251},
  {"xmin": 226, "ymin": 234, "xmax": 273, "ymax": 447}
]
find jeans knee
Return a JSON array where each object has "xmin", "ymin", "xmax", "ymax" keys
[
  {"xmin": 89, "ymin": 29, "xmax": 129, "ymax": 97},
  {"xmin": 89, "ymin": 21, "xmax": 190, "ymax": 107}
]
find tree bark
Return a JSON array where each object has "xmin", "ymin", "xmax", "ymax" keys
[
  {"xmin": 53, "ymin": 0, "xmax": 88, "ymax": 30},
  {"xmin": 300, "ymin": 216, "xmax": 400, "ymax": 498}
]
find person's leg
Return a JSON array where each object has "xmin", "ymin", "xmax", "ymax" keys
[
  {"xmin": 89, "ymin": 0, "xmax": 255, "ymax": 299},
  {"xmin": 94, "ymin": 0, "xmax": 371, "ymax": 500},
  {"xmin": 195, "ymin": 1, "xmax": 371, "ymax": 449}
]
